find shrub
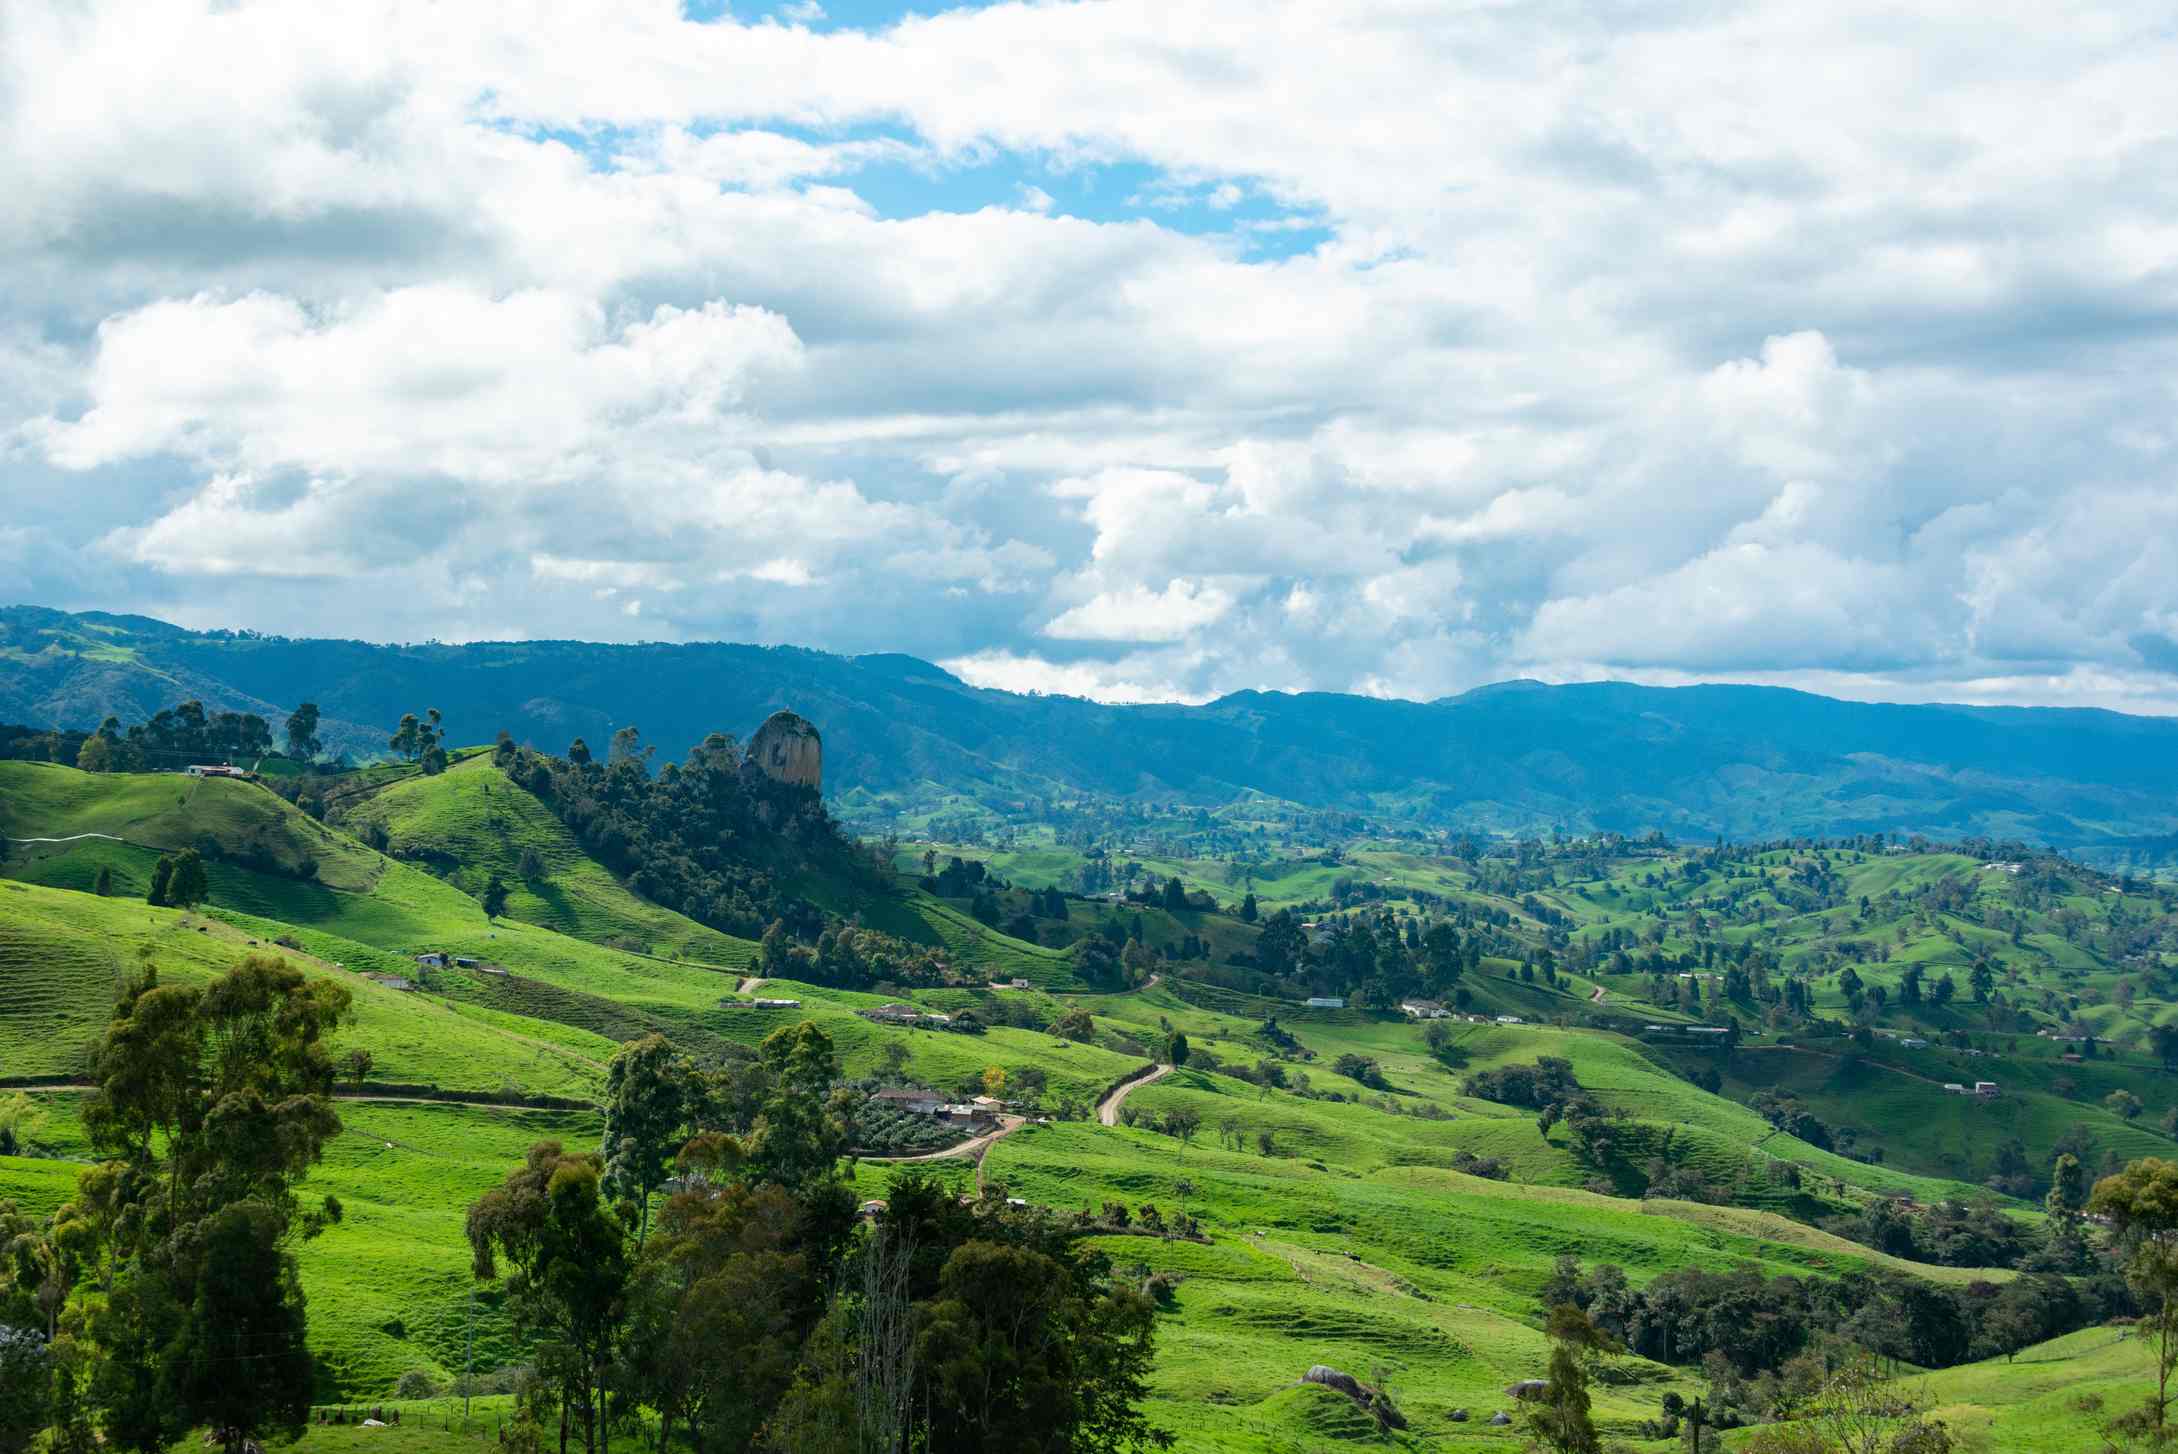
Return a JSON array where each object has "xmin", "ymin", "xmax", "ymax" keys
[{"xmin": 394, "ymin": 1369, "xmax": 440, "ymax": 1399}]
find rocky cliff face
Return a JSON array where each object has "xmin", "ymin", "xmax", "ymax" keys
[{"xmin": 748, "ymin": 710, "xmax": 822, "ymax": 790}]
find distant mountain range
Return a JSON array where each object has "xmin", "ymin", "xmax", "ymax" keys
[{"xmin": 5, "ymin": 603, "xmax": 2177, "ymax": 866}]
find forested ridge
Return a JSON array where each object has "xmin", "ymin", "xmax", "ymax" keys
[{"xmin": 9, "ymin": 604, "xmax": 2178, "ymax": 865}]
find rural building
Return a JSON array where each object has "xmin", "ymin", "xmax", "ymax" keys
[
  {"xmin": 371, "ymin": 975, "xmax": 415, "ymax": 992},
  {"xmin": 1943, "ymin": 1083, "xmax": 1967, "ymax": 1094},
  {"xmin": 860, "ymin": 1003, "xmax": 949, "ymax": 1028},
  {"xmin": 1899, "ymin": 1037, "xmax": 1929, "ymax": 1049},
  {"xmin": 185, "ymin": 764, "xmax": 250, "ymax": 779},
  {"xmin": 872, "ymin": 1088, "xmax": 942, "ymax": 1115},
  {"xmin": 1306, "ymin": 996, "xmax": 1345, "ymax": 1009},
  {"xmin": 1495, "ymin": 1015, "xmax": 1524, "ymax": 1025},
  {"xmin": 452, "ymin": 956, "xmax": 478, "ymax": 968},
  {"xmin": 414, "ymin": 952, "xmax": 447, "ymax": 968},
  {"xmin": 1974, "ymin": 1081, "xmax": 1999, "ymax": 1097},
  {"xmin": 754, "ymin": 997, "xmax": 802, "ymax": 1008},
  {"xmin": 1400, "ymin": 999, "xmax": 1449, "ymax": 1019}
]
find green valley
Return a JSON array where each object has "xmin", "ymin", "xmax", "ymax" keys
[{"xmin": 4, "ymin": 712, "xmax": 2176, "ymax": 1454}]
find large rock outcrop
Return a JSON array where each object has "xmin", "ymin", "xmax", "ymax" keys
[{"xmin": 748, "ymin": 710, "xmax": 822, "ymax": 790}]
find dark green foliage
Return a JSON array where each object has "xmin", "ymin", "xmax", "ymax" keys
[
  {"xmin": 913, "ymin": 1238, "xmax": 1171, "ymax": 1454},
  {"xmin": 481, "ymin": 872, "xmax": 510, "ymax": 920},
  {"xmin": 466, "ymin": 1143, "xmax": 631, "ymax": 1454},
  {"xmin": 283, "ymin": 703, "xmax": 321, "ymax": 762},
  {"xmin": 513, "ymin": 732, "xmax": 859, "ymax": 940},
  {"xmin": 1749, "ymin": 1090, "xmax": 1834, "ymax": 1151},
  {"xmin": 1545, "ymin": 1256, "xmax": 2122, "ymax": 1375},
  {"xmin": 600, "ymin": 1034, "xmax": 690, "ymax": 1240},
  {"xmin": 1821, "ymin": 1197, "xmax": 2031, "ymax": 1268},
  {"xmin": 164, "ymin": 1201, "xmax": 313, "ymax": 1454},
  {"xmin": 1463, "ymin": 1057, "xmax": 1582, "ymax": 1109},
  {"xmin": 150, "ymin": 848, "xmax": 207, "ymax": 909},
  {"xmin": 66, "ymin": 957, "xmax": 352, "ymax": 1453},
  {"xmin": 1332, "ymin": 1052, "xmax": 1387, "ymax": 1090},
  {"xmin": 0, "ymin": 1325, "xmax": 48, "ymax": 1454}
]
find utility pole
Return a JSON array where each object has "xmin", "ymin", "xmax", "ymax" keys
[{"xmin": 464, "ymin": 1288, "xmax": 474, "ymax": 1431}]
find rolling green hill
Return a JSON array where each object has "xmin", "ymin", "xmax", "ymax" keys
[
  {"xmin": 2, "ymin": 741, "xmax": 2170, "ymax": 1449},
  {"xmin": 328, "ymin": 751, "xmax": 758, "ymax": 966}
]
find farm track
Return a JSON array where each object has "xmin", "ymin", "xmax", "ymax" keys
[
  {"xmin": 859, "ymin": 1114, "xmax": 1027, "ymax": 1194},
  {"xmin": 1097, "ymin": 1062, "xmax": 1173, "ymax": 1126}
]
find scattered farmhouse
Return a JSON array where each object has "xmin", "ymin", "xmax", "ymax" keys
[
  {"xmin": 859, "ymin": 1003, "xmax": 953, "ymax": 1029},
  {"xmin": 185, "ymin": 764, "xmax": 252, "ymax": 779},
  {"xmin": 371, "ymin": 975, "xmax": 416, "ymax": 992},
  {"xmin": 1306, "ymin": 996, "xmax": 1346, "ymax": 1009},
  {"xmin": 871, "ymin": 1088, "xmax": 942, "ymax": 1116},
  {"xmin": 1400, "ymin": 999, "xmax": 1449, "ymax": 1019}
]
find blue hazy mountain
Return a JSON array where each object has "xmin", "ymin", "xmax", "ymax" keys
[{"xmin": 5, "ymin": 604, "xmax": 2175, "ymax": 865}]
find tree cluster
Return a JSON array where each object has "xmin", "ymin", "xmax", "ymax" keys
[
  {"xmin": 510, "ymin": 731, "xmax": 862, "ymax": 941},
  {"xmin": 0, "ymin": 957, "xmax": 353, "ymax": 1454},
  {"xmin": 458, "ymin": 1026, "xmax": 1172, "ymax": 1454},
  {"xmin": 74, "ymin": 704, "xmax": 273, "ymax": 773}
]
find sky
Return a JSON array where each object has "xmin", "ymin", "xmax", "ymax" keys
[{"xmin": 4, "ymin": 1, "xmax": 2177, "ymax": 713}]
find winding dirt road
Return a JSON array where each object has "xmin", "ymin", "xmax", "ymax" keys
[{"xmin": 1097, "ymin": 1063, "xmax": 1173, "ymax": 1126}]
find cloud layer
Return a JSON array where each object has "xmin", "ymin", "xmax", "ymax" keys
[{"xmin": 5, "ymin": 0, "xmax": 2177, "ymax": 712}]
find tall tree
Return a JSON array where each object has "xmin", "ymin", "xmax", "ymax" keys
[
  {"xmin": 2046, "ymin": 1153, "xmax": 2087, "ymax": 1225},
  {"xmin": 165, "ymin": 849, "xmax": 209, "ymax": 910},
  {"xmin": 482, "ymin": 874, "xmax": 511, "ymax": 921},
  {"xmin": 283, "ymin": 703, "xmax": 321, "ymax": 762},
  {"xmin": 600, "ymin": 1035, "xmax": 690, "ymax": 1244},
  {"xmin": 145, "ymin": 857, "xmax": 174, "ymax": 908},
  {"xmin": 164, "ymin": 1201, "xmax": 314, "ymax": 1454},
  {"xmin": 2093, "ymin": 1158, "xmax": 2178, "ymax": 1430},
  {"xmin": 1524, "ymin": 1304, "xmax": 1617, "ymax": 1454},
  {"xmin": 76, "ymin": 958, "xmax": 350, "ymax": 1454},
  {"xmin": 467, "ymin": 1144, "xmax": 632, "ymax": 1454}
]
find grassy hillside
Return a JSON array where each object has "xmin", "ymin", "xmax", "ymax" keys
[
  {"xmin": 331, "ymin": 752, "xmax": 758, "ymax": 967},
  {"xmin": 0, "ymin": 760, "xmax": 381, "ymax": 887},
  {"xmin": 3, "ymin": 755, "xmax": 2168, "ymax": 1448}
]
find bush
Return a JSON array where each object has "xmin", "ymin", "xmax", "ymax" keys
[
  {"xmin": 1332, "ymin": 1053, "xmax": 1389, "ymax": 1090},
  {"xmin": 394, "ymin": 1369, "xmax": 440, "ymax": 1399},
  {"xmin": 1463, "ymin": 1057, "xmax": 1581, "ymax": 1108}
]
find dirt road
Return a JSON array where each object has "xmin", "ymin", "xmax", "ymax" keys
[{"xmin": 1097, "ymin": 1063, "xmax": 1172, "ymax": 1126}]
